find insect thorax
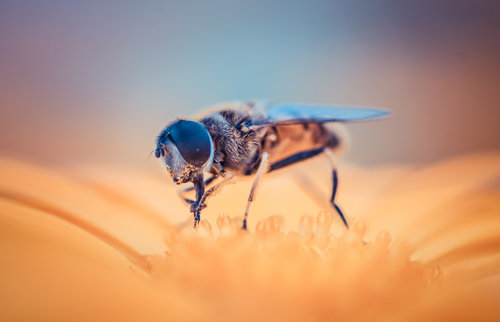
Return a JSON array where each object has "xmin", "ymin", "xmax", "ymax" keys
[{"xmin": 199, "ymin": 109, "xmax": 264, "ymax": 175}]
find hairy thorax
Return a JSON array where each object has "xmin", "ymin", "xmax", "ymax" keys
[{"xmin": 200, "ymin": 110, "xmax": 264, "ymax": 175}]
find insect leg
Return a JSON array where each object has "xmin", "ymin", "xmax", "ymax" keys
[
  {"xmin": 177, "ymin": 175, "xmax": 218, "ymax": 205},
  {"xmin": 194, "ymin": 172, "xmax": 235, "ymax": 218},
  {"xmin": 268, "ymin": 146, "xmax": 348, "ymax": 228},
  {"xmin": 242, "ymin": 152, "xmax": 269, "ymax": 230},
  {"xmin": 191, "ymin": 176, "xmax": 205, "ymax": 227},
  {"xmin": 268, "ymin": 147, "xmax": 324, "ymax": 172},
  {"xmin": 291, "ymin": 170, "xmax": 330, "ymax": 208},
  {"xmin": 325, "ymin": 148, "xmax": 348, "ymax": 228},
  {"xmin": 190, "ymin": 173, "xmax": 236, "ymax": 228}
]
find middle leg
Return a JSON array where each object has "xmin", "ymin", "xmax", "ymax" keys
[{"xmin": 242, "ymin": 152, "xmax": 269, "ymax": 230}]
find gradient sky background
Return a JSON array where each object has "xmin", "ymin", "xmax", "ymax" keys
[{"xmin": 0, "ymin": 0, "xmax": 499, "ymax": 166}]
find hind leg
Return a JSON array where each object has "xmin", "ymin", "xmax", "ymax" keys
[
  {"xmin": 269, "ymin": 146, "xmax": 349, "ymax": 228},
  {"xmin": 325, "ymin": 148, "xmax": 348, "ymax": 227}
]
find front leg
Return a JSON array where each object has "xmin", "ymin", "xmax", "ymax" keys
[
  {"xmin": 177, "ymin": 175, "xmax": 217, "ymax": 206},
  {"xmin": 191, "ymin": 172, "xmax": 235, "ymax": 228},
  {"xmin": 191, "ymin": 175, "xmax": 205, "ymax": 227},
  {"xmin": 191, "ymin": 172, "xmax": 235, "ymax": 227}
]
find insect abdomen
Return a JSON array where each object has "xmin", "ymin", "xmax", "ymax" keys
[{"xmin": 263, "ymin": 123, "xmax": 347, "ymax": 163}]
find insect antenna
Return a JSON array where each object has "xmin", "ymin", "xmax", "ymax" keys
[{"xmin": 146, "ymin": 149, "xmax": 155, "ymax": 161}]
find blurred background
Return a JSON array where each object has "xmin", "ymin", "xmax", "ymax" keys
[{"xmin": 1, "ymin": 0, "xmax": 499, "ymax": 166}]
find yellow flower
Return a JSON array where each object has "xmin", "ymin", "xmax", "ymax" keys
[{"xmin": 0, "ymin": 153, "xmax": 499, "ymax": 321}]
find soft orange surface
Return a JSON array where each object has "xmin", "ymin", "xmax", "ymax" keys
[{"xmin": 0, "ymin": 153, "xmax": 499, "ymax": 321}]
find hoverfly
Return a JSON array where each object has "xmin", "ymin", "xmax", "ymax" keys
[{"xmin": 155, "ymin": 101, "xmax": 389, "ymax": 230}]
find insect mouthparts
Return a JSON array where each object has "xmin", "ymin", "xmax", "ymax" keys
[{"xmin": 155, "ymin": 144, "xmax": 166, "ymax": 158}]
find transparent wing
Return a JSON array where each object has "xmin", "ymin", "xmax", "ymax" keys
[{"xmin": 252, "ymin": 104, "xmax": 389, "ymax": 127}]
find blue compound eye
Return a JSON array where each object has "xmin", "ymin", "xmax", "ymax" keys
[{"xmin": 168, "ymin": 120, "xmax": 212, "ymax": 166}]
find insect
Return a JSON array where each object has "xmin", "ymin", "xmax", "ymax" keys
[{"xmin": 155, "ymin": 101, "xmax": 389, "ymax": 230}]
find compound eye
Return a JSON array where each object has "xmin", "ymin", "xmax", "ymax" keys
[{"xmin": 169, "ymin": 120, "xmax": 212, "ymax": 166}]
